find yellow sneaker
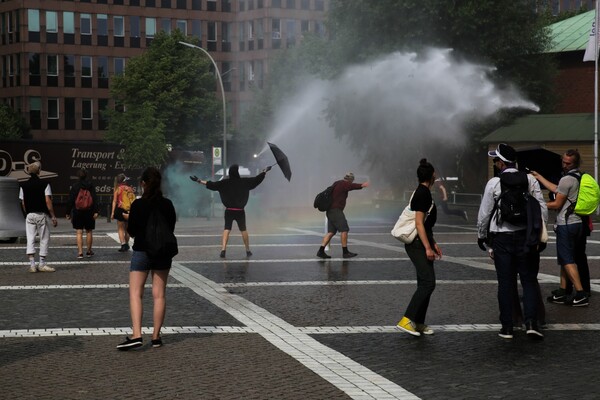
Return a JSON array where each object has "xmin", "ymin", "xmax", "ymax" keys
[
  {"xmin": 416, "ymin": 323, "xmax": 434, "ymax": 335},
  {"xmin": 397, "ymin": 316, "xmax": 421, "ymax": 336}
]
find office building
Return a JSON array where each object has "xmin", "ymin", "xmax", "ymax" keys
[{"xmin": 0, "ymin": 0, "xmax": 328, "ymax": 141}]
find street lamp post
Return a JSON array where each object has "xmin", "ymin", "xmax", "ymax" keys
[{"xmin": 178, "ymin": 41, "xmax": 227, "ymax": 173}]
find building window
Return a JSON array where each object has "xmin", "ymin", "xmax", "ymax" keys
[
  {"xmin": 161, "ymin": 18, "xmax": 171, "ymax": 33},
  {"xmin": 63, "ymin": 11, "xmax": 75, "ymax": 34},
  {"xmin": 130, "ymin": 16, "xmax": 141, "ymax": 47},
  {"xmin": 83, "ymin": 100, "xmax": 93, "ymax": 119},
  {"xmin": 131, "ymin": 0, "xmax": 141, "ymax": 5},
  {"xmin": 28, "ymin": 9, "xmax": 40, "ymax": 42},
  {"xmin": 272, "ymin": 18, "xmax": 281, "ymax": 38},
  {"xmin": 98, "ymin": 14, "xmax": 108, "ymax": 35},
  {"xmin": 82, "ymin": 56, "xmax": 92, "ymax": 77},
  {"xmin": 81, "ymin": 14, "xmax": 92, "ymax": 35},
  {"xmin": 48, "ymin": 98, "xmax": 59, "ymax": 119},
  {"xmin": 98, "ymin": 14, "xmax": 108, "ymax": 46},
  {"xmin": 82, "ymin": 56, "xmax": 92, "ymax": 88},
  {"xmin": 82, "ymin": 99, "xmax": 93, "ymax": 130},
  {"xmin": 286, "ymin": 0, "xmax": 295, "ymax": 8},
  {"xmin": 177, "ymin": 0, "xmax": 186, "ymax": 9},
  {"xmin": 147, "ymin": 0, "xmax": 156, "ymax": 6},
  {"xmin": 114, "ymin": 58, "xmax": 125, "ymax": 75},
  {"xmin": 28, "ymin": 9, "xmax": 40, "ymax": 32},
  {"xmin": 315, "ymin": 20, "xmax": 325, "ymax": 36},
  {"xmin": 301, "ymin": 0, "xmax": 309, "ymax": 10},
  {"xmin": 146, "ymin": 18, "xmax": 156, "ymax": 38},
  {"xmin": 28, "ymin": 53, "xmax": 40, "ymax": 86},
  {"xmin": 29, "ymin": 97, "xmax": 42, "ymax": 129},
  {"xmin": 176, "ymin": 20, "xmax": 187, "ymax": 35},
  {"xmin": 47, "ymin": 98, "xmax": 59, "ymax": 129},
  {"xmin": 98, "ymin": 56, "xmax": 109, "ymax": 88},
  {"xmin": 65, "ymin": 98, "xmax": 76, "ymax": 130},
  {"xmin": 64, "ymin": 55, "xmax": 75, "ymax": 87},
  {"xmin": 223, "ymin": 0, "xmax": 232, "ymax": 12},
  {"xmin": 192, "ymin": 0, "xmax": 202, "ymax": 10},
  {"xmin": 161, "ymin": 0, "xmax": 171, "ymax": 8},
  {"xmin": 315, "ymin": 0, "xmax": 324, "ymax": 11},
  {"xmin": 272, "ymin": 0, "xmax": 281, "ymax": 8},
  {"xmin": 257, "ymin": 0, "xmax": 263, "ymax": 8},
  {"xmin": 47, "ymin": 55, "xmax": 58, "ymax": 76},
  {"xmin": 82, "ymin": 99, "xmax": 93, "ymax": 119},
  {"xmin": 129, "ymin": 15, "xmax": 140, "ymax": 37},
  {"xmin": 63, "ymin": 11, "xmax": 75, "ymax": 44},
  {"xmin": 207, "ymin": 1, "xmax": 217, "ymax": 11},
  {"xmin": 46, "ymin": 11, "xmax": 58, "ymax": 33},
  {"xmin": 239, "ymin": 0, "xmax": 246, "ymax": 11},
  {"xmin": 114, "ymin": 16, "xmax": 125, "ymax": 36},
  {"xmin": 192, "ymin": 20, "xmax": 201, "ymax": 39},
  {"xmin": 248, "ymin": 0, "xmax": 254, "ymax": 10},
  {"xmin": 99, "ymin": 99, "xmax": 109, "ymax": 130}
]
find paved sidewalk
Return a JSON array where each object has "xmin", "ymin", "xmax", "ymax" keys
[{"xmin": 1, "ymin": 214, "xmax": 599, "ymax": 399}]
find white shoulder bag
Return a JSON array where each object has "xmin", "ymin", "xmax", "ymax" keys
[{"xmin": 391, "ymin": 191, "xmax": 434, "ymax": 244}]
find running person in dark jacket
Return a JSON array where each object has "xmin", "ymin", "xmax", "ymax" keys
[{"xmin": 191, "ymin": 164, "xmax": 270, "ymax": 258}]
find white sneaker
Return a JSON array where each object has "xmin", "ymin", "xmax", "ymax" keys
[
  {"xmin": 28, "ymin": 265, "xmax": 38, "ymax": 273},
  {"xmin": 38, "ymin": 265, "xmax": 55, "ymax": 272}
]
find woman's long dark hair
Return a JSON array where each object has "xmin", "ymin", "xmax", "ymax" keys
[
  {"xmin": 141, "ymin": 167, "xmax": 163, "ymax": 201},
  {"xmin": 417, "ymin": 158, "xmax": 435, "ymax": 184}
]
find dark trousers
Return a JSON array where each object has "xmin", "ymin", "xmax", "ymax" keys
[
  {"xmin": 513, "ymin": 249, "xmax": 546, "ymax": 326},
  {"xmin": 492, "ymin": 231, "xmax": 539, "ymax": 327},
  {"xmin": 566, "ymin": 233, "xmax": 591, "ymax": 294},
  {"xmin": 404, "ymin": 237, "xmax": 436, "ymax": 324}
]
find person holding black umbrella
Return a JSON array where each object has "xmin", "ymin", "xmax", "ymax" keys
[{"xmin": 190, "ymin": 164, "xmax": 270, "ymax": 258}]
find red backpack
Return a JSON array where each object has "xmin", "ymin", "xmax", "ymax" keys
[{"xmin": 75, "ymin": 187, "xmax": 93, "ymax": 210}]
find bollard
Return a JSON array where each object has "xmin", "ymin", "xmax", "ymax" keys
[{"xmin": 107, "ymin": 203, "xmax": 112, "ymax": 223}]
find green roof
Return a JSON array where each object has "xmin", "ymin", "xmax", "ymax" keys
[
  {"xmin": 547, "ymin": 10, "xmax": 594, "ymax": 53},
  {"xmin": 482, "ymin": 113, "xmax": 595, "ymax": 142}
]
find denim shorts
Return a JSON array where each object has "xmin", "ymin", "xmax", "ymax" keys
[
  {"xmin": 130, "ymin": 250, "xmax": 172, "ymax": 271},
  {"xmin": 555, "ymin": 223, "xmax": 581, "ymax": 266}
]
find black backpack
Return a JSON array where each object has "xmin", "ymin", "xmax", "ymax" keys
[
  {"xmin": 495, "ymin": 172, "xmax": 530, "ymax": 225},
  {"xmin": 313, "ymin": 183, "xmax": 337, "ymax": 212},
  {"xmin": 145, "ymin": 205, "xmax": 178, "ymax": 259}
]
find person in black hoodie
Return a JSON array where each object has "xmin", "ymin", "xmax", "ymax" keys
[
  {"xmin": 66, "ymin": 168, "xmax": 99, "ymax": 259},
  {"xmin": 190, "ymin": 164, "xmax": 270, "ymax": 258}
]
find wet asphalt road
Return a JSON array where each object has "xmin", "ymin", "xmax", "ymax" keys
[{"xmin": 1, "ymin": 207, "xmax": 599, "ymax": 399}]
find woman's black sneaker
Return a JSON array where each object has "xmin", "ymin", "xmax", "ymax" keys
[
  {"xmin": 498, "ymin": 327, "xmax": 513, "ymax": 339},
  {"xmin": 116, "ymin": 336, "xmax": 143, "ymax": 351},
  {"xmin": 151, "ymin": 338, "xmax": 163, "ymax": 348}
]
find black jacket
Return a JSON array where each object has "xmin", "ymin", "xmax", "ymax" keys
[
  {"xmin": 127, "ymin": 196, "xmax": 176, "ymax": 251},
  {"xmin": 206, "ymin": 172, "xmax": 266, "ymax": 209}
]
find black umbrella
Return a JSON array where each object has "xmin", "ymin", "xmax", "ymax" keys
[
  {"xmin": 267, "ymin": 142, "xmax": 292, "ymax": 181},
  {"xmin": 517, "ymin": 147, "xmax": 562, "ymax": 187}
]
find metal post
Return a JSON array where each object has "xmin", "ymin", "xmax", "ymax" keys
[{"xmin": 178, "ymin": 41, "xmax": 227, "ymax": 172}]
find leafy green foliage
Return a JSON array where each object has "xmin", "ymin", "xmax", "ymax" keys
[
  {"xmin": 0, "ymin": 103, "xmax": 29, "ymax": 140},
  {"xmin": 106, "ymin": 30, "xmax": 222, "ymax": 168}
]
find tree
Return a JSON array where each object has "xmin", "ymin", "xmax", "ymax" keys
[
  {"xmin": 241, "ymin": 0, "xmax": 557, "ymax": 191},
  {"xmin": 105, "ymin": 30, "xmax": 222, "ymax": 168},
  {"xmin": 0, "ymin": 103, "xmax": 29, "ymax": 140}
]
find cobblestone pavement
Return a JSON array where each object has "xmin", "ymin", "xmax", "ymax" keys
[{"xmin": 1, "ymin": 209, "xmax": 599, "ymax": 399}]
